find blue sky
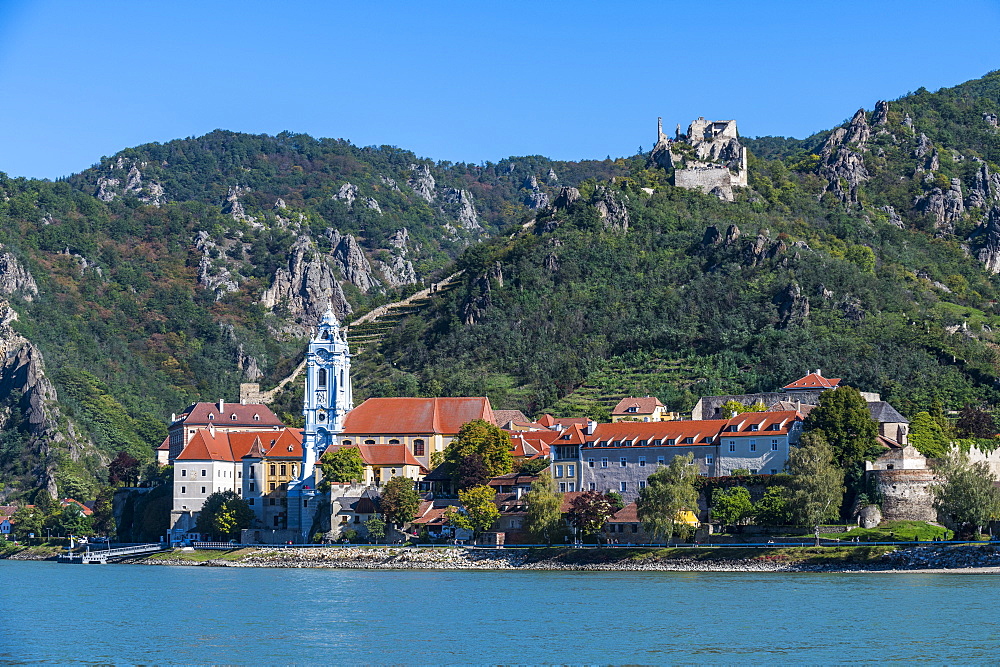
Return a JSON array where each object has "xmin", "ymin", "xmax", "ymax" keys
[{"xmin": 1, "ymin": 0, "xmax": 998, "ymax": 179}]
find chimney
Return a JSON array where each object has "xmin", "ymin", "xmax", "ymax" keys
[
  {"xmin": 171, "ymin": 413, "xmax": 176, "ymax": 423},
  {"xmin": 816, "ymin": 369, "xmax": 822, "ymax": 377},
  {"xmin": 209, "ymin": 422, "xmax": 216, "ymax": 437},
  {"xmin": 218, "ymin": 398, "xmax": 225, "ymax": 413},
  {"xmin": 585, "ymin": 420, "xmax": 596, "ymax": 436}
]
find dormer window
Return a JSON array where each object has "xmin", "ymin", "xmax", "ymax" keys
[
  {"xmin": 254, "ymin": 414, "xmax": 260, "ymax": 421},
  {"xmin": 627, "ymin": 406, "xmax": 638, "ymax": 413},
  {"xmin": 654, "ymin": 439, "xmax": 662, "ymax": 446},
  {"xmin": 749, "ymin": 424, "xmax": 759, "ymax": 432},
  {"xmin": 726, "ymin": 425, "xmax": 737, "ymax": 432},
  {"xmin": 683, "ymin": 437, "xmax": 694, "ymax": 444},
  {"xmin": 231, "ymin": 414, "xmax": 238, "ymax": 421},
  {"xmin": 208, "ymin": 413, "xmax": 215, "ymax": 420},
  {"xmin": 666, "ymin": 439, "xmax": 675, "ymax": 446}
]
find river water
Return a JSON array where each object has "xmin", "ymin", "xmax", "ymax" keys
[{"xmin": 1, "ymin": 560, "xmax": 997, "ymax": 664}]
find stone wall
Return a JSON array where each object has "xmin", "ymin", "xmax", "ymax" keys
[{"xmin": 869, "ymin": 469, "xmax": 938, "ymax": 522}]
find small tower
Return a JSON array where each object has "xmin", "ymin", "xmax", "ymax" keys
[{"xmin": 287, "ymin": 306, "xmax": 353, "ymax": 539}]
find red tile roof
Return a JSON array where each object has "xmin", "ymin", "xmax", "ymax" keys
[
  {"xmin": 177, "ymin": 428, "xmax": 302, "ymax": 462},
  {"xmin": 585, "ymin": 411, "xmax": 801, "ymax": 448},
  {"xmin": 559, "ymin": 491, "xmax": 589, "ymax": 513},
  {"xmin": 537, "ymin": 414, "xmax": 590, "ymax": 429},
  {"xmin": 323, "ymin": 443, "xmax": 424, "ymax": 469},
  {"xmin": 61, "ymin": 498, "xmax": 93, "ymax": 516},
  {"xmin": 608, "ymin": 503, "xmax": 640, "ymax": 523},
  {"xmin": 172, "ymin": 402, "xmax": 284, "ymax": 428},
  {"xmin": 342, "ymin": 397, "xmax": 495, "ymax": 435},
  {"xmin": 612, "ymin": 397, "xmax": 665, "ymax": 416},
  {"xmin": 783, "ymin": 373, "xmax": 841, "ymax": 391},
  {"xmin": 508, "ymin": 432, "xmax": 556, "ymax": 459},
  {"xmin": 0, "ymin": 505, "xmax": 17, "ymax": 521},
  {"xmin": 157, "ymin": 436, "xmax": 169, "ymax": 451}
]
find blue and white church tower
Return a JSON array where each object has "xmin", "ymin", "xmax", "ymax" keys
[{"xmin": 288, "ymin": 307, "xmax": 353, "ymax": 538}]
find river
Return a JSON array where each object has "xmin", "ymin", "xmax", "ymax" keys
[{"xmin": 1, "ymin": 560, "xmax": 997, "ymax": 664}]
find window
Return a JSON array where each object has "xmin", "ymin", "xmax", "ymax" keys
[
  {"xmin": 657, "ymin": 456, "xmax": 665, "ymax": 465},
  {"xmin": 772, "ymin": 440, "xmax": 779, "ymax": 451},
  {"xmin": 249, "ymin": 483, "xmax": 255, "ymax": 492},
  {"xmin": 201, "ymin": 486, "xmax": 206, "ymax": 494},
  {"xmin": 619, "ymin": 482, "xmax": 627, "ymax": 492},
  {"xmin": 269, "ymin": 465, "xmax": 276, "ymax": 476},
  {"xmin": 304, "ymin": 500, "xmax": 309, "ymax": 508},
  {"xmin": 639, "ymin": 480, "xmax": 646, "ymax": 489},
  {"xmin": 749, "ymin": 424, "xmax": 759, "ymax": 432},
  {"xmin": 706, "ymin": 456, "xmax": 714, "ymax": 465},
  {"xmin": 588, "ymin": 458, "xmax": 595, "ymax": 468},
  {"xmin": 601, "ymin": 458, "xmax": 608, "ymax": 468},
  {"xmin": 654, "ymin": 439, "xmax": 663, "ymax": 446},
  {"xmin": 638, "ymin": 456, "xmax": 646, "ymax": 467},
  {"xmin": 280, "ymin": 464, "xmax": 287, "ymax": 476},
  {"xmin": 750, "ymin": 442, "xmax": 756, "ymax": 452},
  {"xmin": 567, "ymin": 464, "xmax": 575, "ymax": 477},
  {"xmin": 269, "ymin": 482, "xmax": 276, "ymax": 491},
  {"xmin": 632, "ymin": 524, "xmax": 638, "ymax": 534},
  {"xmin": 201, "ymin": 469, "xmax": 207, "ymax": 476},
  {"xmin": 253, "ymin": 414, "xmax": 260, "ymax": 421},
  {"xmin": 770, "ymin": 469, "xmax": 777, "ymax": 475},
  {"xmin": 249, "ymin": 468, "xmax": 255, "ymax": 479},
  {"xmin": 238, "ymin": 471, "xmax": 242, "ymax": 479},
  {"xmin": 364, "ymin": 439, "xmax": 375, "ymax": 445},
  {"xmin": 559, "ymin": 482, "xmax": 566, "ymax": 492},
  {"xmin": 181, "ymin": 470, "xmax": 187, "ymax": 477},
  {"xmin": 273, "ymin": 516, "xmax": 279, "ymax": 527},
  {"xmin": 231, "ymin": 414, "xmax": 237, "ymax": 421},
  {"xmin": 414, "ymin": 439, "xmax": 425, "ymax": 456},
  {"xmin": 620, "ymin": 458, "xmax": 627, "ymax": 467},
  {"xmin": 389, "ymin": 439, "xmax": 400, "ymax": 444},
  {"xmin": 318, "ymin": 368, "xmax": 327, "ymax": 387},
  {"xmin": 555, "ymin": 465, "xmax": 563, "ymax": 478},
  {"xmin": 683, "ymin": 437, "xmax": 694, "ymax": 444},
  {"xmin": 181, "ymin": 486, "xmax": 186, "ymax": 494},
  {"xmin": 589, "ymin": 483, "xmax": 596, "ymax": 491},
  {"xmin": 567, "ymin": 483, "xmax": 575, "ymax": 492},
  {"xmin": 729, "ymin": 443, "xmax": 736, "ymax": 452},
  {"xmin": 208, "ymin": 413, "xmax": 215, "ymax": 420}
]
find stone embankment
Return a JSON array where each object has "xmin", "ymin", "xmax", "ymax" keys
[{"xmin": 127, "ymin": 544, "xmax": 1000, "ymax": 573}]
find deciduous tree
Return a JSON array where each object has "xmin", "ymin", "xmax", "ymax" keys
[
  {"xmin": 108, "ymin": 451, "xmax": 141, "ymax": 487},
  {"xmin": 318, "ymin": 447, "xmax": 365, "ymax": 488},
  {"xmin": 711, "ymin": 486, "xmax": 754, "ymax": 527},
  {"xmin": 636, "ymin": 453, "xmax": 700, "ymax": 542},
  {"xmin": 933, "ymin": 451, "xmax": 1000, "ymax": 537},
  {"xmin": 524, "ymin": 475, "xmax": 563, "ymax": 544},
  {"xmin": 908, "ymin": 411, "xmax": 949, "ymax": 458},
  {"xmin": 91, "ymin": 486, "xmax": 116, "ymax": 536},
  {"xmin": 754, "ymin": 486, "xmax": 791, "ymax": 526},
  {"xmin": 194, "ymin": 490, "xmax": 254, "ymax": 541},
  {"xmin": 956, "ymin": 405, "xmax": 996, "ymax": 439},
  {"xmin": 457, "ymin": 484, "xmax": 500, "ymax": 535},
  {"xmin": 804, "ymin": 386, "xmax": 881, "ymax": 468},
  {"xmin": 365, "ymin": 515, "xmax": 386, "ymax": 543},
  {"xmin": 787, "ymin": 433, "xmax": 845, "ymax": 542},
  {"xmin": 568, "ymin": 490, "xmax": 616, "ymax": 539},
  {"xmin": 444, "ymin": 420, "xmax": 513, "ymax": 489},
  {"xmin": 379, "ymin": 476, "xmax": 421, "ymax": 529}
]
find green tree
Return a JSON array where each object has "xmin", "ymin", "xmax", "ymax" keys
[
  {"xmin": 956, "ymin": 405, "xmax": 996, "ymax": 439},
  {"xmin": 457, "ymin": 484, "xmax": 500, "ymax": 535},
  {"xmin": 567, "ymin": 490, "xmax": 616, "ymax": 539},
  {"xmin": 908, "ymin": 411, "xmax": 949, "ymax": 458},
  {"xmin": 636, "ymin": 453, "xmax": 700, "ymax": 542},
  {"xmin": 787, "ymin": 433, "xmax": 845, "ymax": 542},
  {"xmin": 58, "ymin": 503, "xmax": 93, "ymax": 537},
  {"xmin": 366, "ymin": 515, "xmax": 386, "ymax": 543},
  {"xmin": 444, "ymin": 420, "xmax": 513, "ymax": 488},
  {"xmin": 194, "ymin": 490, "xmax": 254, "ymax": 541},
  {"xmin": 804, "ymin": 386, "xmax": 881, "ymax": 468},
  {"xmin": 605, "ymin": 491, "xmax": 625, "ymax": 512},
  {"xmin": 513, "ymin": 457, "xmax": 550, "ymax": 476},
  {"xmin": 711, "ymin": 486, "xmax": 754, "ymax": 527},
  {"xmin": 720, "ymin": 400, "xmax": 767, "ymax": 418},
  {"xmin": 91, "ymin": 486, "xmax": 116, "ymax": 537},
  {"xmin": 754, "ymin": 486, "xmax": 791, "ymax": 526},
  {"xmin": 318, "ymin": 447, "xmax": 365, "ymax": 489},
  {"xmin": 524, "ymin": 475, "xmax": 564, "ymax": 544},
  {"xmin": 379, "ymin": 476, "xmax": 421, "ymax": 529},
  {"xmin": 933, "ymin": 451, "xmax": 1000, "ymax": 537},
  {"xmin": 10, "ymin": 505, "xmax": 44, "ymax": 542}
]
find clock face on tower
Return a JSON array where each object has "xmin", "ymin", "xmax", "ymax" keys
[{"xmin": 316, "ymin": 349, "xmax": 334, "ymax": 362}]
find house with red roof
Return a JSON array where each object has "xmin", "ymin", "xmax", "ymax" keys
[
  {"xmin": 166, "ymin": 400, "xmax": 285, "ymax": 463},
  {"xmin": 0, "ymin": 505, "xmax": 16, "ymax": 537},
  {"xmin": 321, "ymin": 441, "xmax": 427, "ymax": 485},
  {"xmin": 170, "ymin": 425, "xmax": 301, "ymax": 538},
  {"xmin": 611, "ymin": 397, "xmax": 668, "ymax": 422},
  {"xmin": 579, "ymin": 411, "xmax": 803, "ymax": 502},
  {"xmin": 782, "ymin": 370, "xmax": 841, "ymax": 393},
  {"xmin": 338, "ymin": 397, "xmax": 495, "ymax": 476}
]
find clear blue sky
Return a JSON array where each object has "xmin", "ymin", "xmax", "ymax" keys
[{"xmin": 1, "ymin": 0, "xmax": 998, "ymax": 179}]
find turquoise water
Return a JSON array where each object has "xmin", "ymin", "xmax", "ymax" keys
[{"xmin": 1, "ymin": 560, "xmax": 997, "ymax": 664}]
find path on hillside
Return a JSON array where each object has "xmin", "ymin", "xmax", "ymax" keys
[{"xmin": 258, "ymin": 271, "xmax": 465, "ymax": 403}]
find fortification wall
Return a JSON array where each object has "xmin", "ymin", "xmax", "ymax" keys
[{"xmin": 869, "ymin": 468, "xmax": 938, "ymax": 522}]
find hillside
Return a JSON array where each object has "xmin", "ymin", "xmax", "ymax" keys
[{"xmin": 2, "ymin": 71, "xmax": 1000, "ymax": 502}]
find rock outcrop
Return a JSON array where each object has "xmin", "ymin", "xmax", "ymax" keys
[
  {"xmin": 328, "ymin": 230, "xmax": 379, "ymax": 292},
  {"xmin": 194, "ymin": 231, "xmax": 241, "ymax": 300},
  {"xmin": 818, "ymin": 108, "xmax": 871, "ymax": 203},
  {"xmin": 968, "ymin": 205, "xmax": 1000, "ymax": 273},
  {"xmin": 333, "ymin": 183, "xmax": 359, "ymax": 207},
  {"xmin": 407, "ymin": 164, "xmax": 436, "ymax": 202},
  {"xmin": 375, "ymin": 229, "xmax": 417, "ymax": 288},
  {"xmin": 93, "ymin": 157, "xmax": 166, "ymax": 206},
  {"xmin": 966, "ymin": 162, "xmax": 998, "ymax": 208},
  {"xmin": 774, "ymin": 282, "xmax": 809, "ymax": 328},
  {"xmin": 593, "ymin": 185, "xmax": 629, "ymax": 232},
  {"xmin": 915, "ymin": 178, "xmax": 965, "ymax": 234},
  {"xmin": 441, "ymin": 188, "xmax": 482, "ymax": 231},
  {"xmin": 0, "ymin": 248, "xmax": 38, "ymax": 301},
  {"xmin": 880, "ymin": 205, "xmax": 905, "ymax": 229},
  {"xmin": 523, "ymin": 176, "xmax": 549, "ymax": 209},
  {"xmin": 222, "ymin": 186, "xmax": 256, "ymax": 224},
  {"xmin": 261, "ymin": 235, "xmax": 352, "ymax": 336}
]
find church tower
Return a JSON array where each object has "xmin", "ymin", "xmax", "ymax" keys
[{"xmin": 288, "ymin": 307, "xmax": 352, "ymax": 539}]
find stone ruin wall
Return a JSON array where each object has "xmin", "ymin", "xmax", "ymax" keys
[
  {"xmin": 675, "ymin": 167, "xmax": 737, "ymax": 198},
  {"xmin": 869, "ymin": 469, "xmax": 938, "ymax": 522}
]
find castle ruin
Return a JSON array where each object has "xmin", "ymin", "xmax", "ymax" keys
[{"xmin": 650, "ymin": 116, "xmax": 748, "ymax": 201}]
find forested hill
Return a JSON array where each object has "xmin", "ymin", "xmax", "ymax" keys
[
  {"xmin": 0, "ymin": 135, "xmax": 621, "ymax": 502},
  {"xmin": 1, "ymin": 70, "xmax": 1000, "ymax": 503}
]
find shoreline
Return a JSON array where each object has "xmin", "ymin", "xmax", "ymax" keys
[{"xmin": 6, "ymin": 544, "xmax": 1000, "ymax": 574}]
